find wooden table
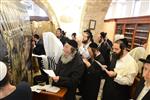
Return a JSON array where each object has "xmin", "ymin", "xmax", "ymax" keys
[{"xmin": 32, "ymin": 87, "xmax": 67, "ymax": 100}]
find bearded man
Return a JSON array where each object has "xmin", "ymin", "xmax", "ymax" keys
[
  {"xmin": 52, "ymin": 40, "xmax": 84, "ymax": 100},
  {"xmin": 102, "ymin": 39, "xmax": 138, "ymax": 100},
  {"xmin": 79, "ymin": 29, "xmax": 93, "ymax": 59}
]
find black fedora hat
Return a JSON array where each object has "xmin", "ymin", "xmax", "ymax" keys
[
  {"xmin": 67, "ymin": 39, "xmax": 78, "ymax": 49},
  {"xmin": 89, "ymin": 42, "xmax": 98, "ymax": 49},
  {"xmin": 139, "ymin": 54, "xmax": 150, "ymax": 63}
]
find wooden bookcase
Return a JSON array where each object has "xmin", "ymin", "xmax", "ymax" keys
[{"xmin": 115, "ymin": 16, "xmax": 150, "ymax": 49}]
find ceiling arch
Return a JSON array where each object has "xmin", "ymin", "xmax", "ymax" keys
[
  {"xmin": 33, "ymin": 0, "xmax": 59, "ymax": 29},
  {"xmin": 34, "ymin": 0, "xmax": 112, "ymax": 35}
]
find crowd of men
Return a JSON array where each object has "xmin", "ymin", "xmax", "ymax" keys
[{"xmin": 0, "ymin": 28, "xmax": 150, "ymax": 100}]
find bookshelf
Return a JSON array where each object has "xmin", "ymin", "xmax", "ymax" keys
[
  {"xmin": 114, "ymin": 16, "xmax": 150, "ymax": 50},
  {"xmin": 116, "ymin": 24, "xmax": 124, "ymax": 35}
]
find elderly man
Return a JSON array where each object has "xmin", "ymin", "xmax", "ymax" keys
[
  {"xmin": 52, "ymin": 39, "xmax": 85, "ymax": 100},
  {"xmin": 102, "ymin": 39, "xmax": 138, "ymax": 100},
  {"xmin": 134, "ymin": 54, "xmax": 150, "ymax": 100}
]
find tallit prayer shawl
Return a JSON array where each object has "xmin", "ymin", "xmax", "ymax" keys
[{"xmin": 43, "ymin": 32, "xmax": 63, "ymax": 70}]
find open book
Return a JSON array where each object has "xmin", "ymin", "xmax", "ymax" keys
[{"xmin": 31, "ymin": 85, "xmax": 60, "ymax": 93}]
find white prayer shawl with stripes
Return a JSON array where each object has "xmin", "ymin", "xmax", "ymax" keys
[{"xmin": 43, "ymin": 32, "xmax": 63, "ymax": 70}]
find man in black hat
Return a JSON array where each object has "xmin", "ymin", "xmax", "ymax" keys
[
  {"xmin": 134, "ymin": 54, "xmax": 150, "ymax": 100},
  {"xmin": 79, "ymin": 42, "xmax": 105, "ymax": 100},
  {"xmin": 98, "ymin": 32, "xmax": 112, "ymax": 66},
  {"xmin": 52, "ymin": 40, "xmax": 84, "ymax": 100}
]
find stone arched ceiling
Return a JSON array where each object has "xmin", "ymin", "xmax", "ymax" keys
[
  {"xmin": 34, "ymin": 0, "xmax": 112, "ymax": 35},
  {"xmin": 33, "ymin": 0, "xmax": 59, "ymax": 29}
]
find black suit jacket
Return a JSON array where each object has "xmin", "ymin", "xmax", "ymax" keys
[
  {"xmin": 33, "ymin": 39, "xmax": 45, "ymax": 55},
  {"xmin": 134, "ymin": 78, "xmax": 150, "ymax": 100},
  {"xmin": 98, "ymin": 39, "xmax": 112, "ymax": 66},
  {"xmin": 80, "ymin": 54, "xmax": 105, "ymax": 100},
  {"xmin": 33, "ymin": 39, "xmax": 46, "ymax": 70}
]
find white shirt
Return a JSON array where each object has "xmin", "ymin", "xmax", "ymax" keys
[
  {"xmin": 79, "ymin": 42, "xmax": 91, "ymax": 59},
  {"xmin": 114, "ymin": 53, "xmax": 138, "ymax": 86},
  {"xmin": 137, "ymin": 83, "xmax": 150, "ymax": 100}
]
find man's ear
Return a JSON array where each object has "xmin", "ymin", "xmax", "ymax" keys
[{"xmin": 71, "ymin": 47, "xmax": 77, "ymax": 54}]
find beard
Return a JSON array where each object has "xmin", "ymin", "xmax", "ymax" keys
[
  {"xmin": 61, "ymin": 51, "xmax": 76, "ymax": 64},
  {"xmin": 82, "ymin": 39, "xmax": 89, "ymax": 44},
  {"xmin": 99, "ymin": 38, "xmax": 102, "ymax": 43},
  {"xmin": 112, "ymin": 50, "xmax": 123, "ymax": 60}
]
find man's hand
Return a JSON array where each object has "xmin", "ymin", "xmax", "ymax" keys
[
  {"xmin": 83, "ymin": 58, "xmax": 91, "ymax": 68},
  {"xmin": 52, "ymin": 76, "xmax": 60, "ymax": 82},
  {"xmin": 106, "ymin": 70, "xmax": 117, "ymax": 78}
]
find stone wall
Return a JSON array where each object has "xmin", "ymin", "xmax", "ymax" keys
[
  {"xmin": 0, "ymin": 0, "xmax": 32, "ymax": 85},
  {"xmin": 80, "ymin": 0, "xmax": 112, "ymax": 35},
  {"xmin": 31, "ymin": 21, "xmax": 56, "ymax": 37}
]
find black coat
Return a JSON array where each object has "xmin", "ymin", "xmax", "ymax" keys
[
  {"xmin": 134, "ymin": 78, "xmax": 150, "ymax": 100},
  {"xmin": 52, "ymin": 53, "xmax": 85, "ymax": 100},
  {"xmin": 98, "ymin": 39, "xmax": 112, "ymax": 66},
  {"xmin": 102, "ymin": 77, "xmax": 130, "ymax": 100},
  {"xmin": 33, "ymin": 39, "xmax": 45, "ymax": 68},
  {"xmin": 32, "ymin": 39, "xmax": 48, "ymax": 84},
  {"xmin": 80, "ymin": 54, "xmax": 105, "ymax": 100},
  {"xmin": 33, "ymin": 39, "xmax": 45, "ymax": 55}
]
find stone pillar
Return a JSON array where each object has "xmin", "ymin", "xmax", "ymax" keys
[{"xmin": 80, "ymin": 0, "xmax": 112, "ymax": 36}]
